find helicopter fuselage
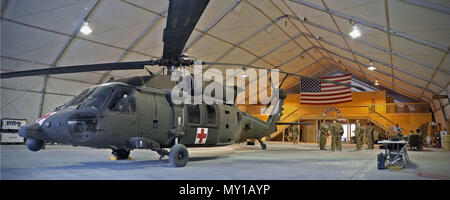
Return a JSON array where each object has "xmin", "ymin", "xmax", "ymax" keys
[{"xmin": 19, "ymin": 82, "xmax": 277, "ymax": 152}]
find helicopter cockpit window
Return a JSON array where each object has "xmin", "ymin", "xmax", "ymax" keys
[
  {"xmin": 206, "ymin": 104, "xmax": 216, "ymax": 124},
  {"xmin": 61, "ymin": 86, "xmax": 113, "ymax": 110},
  {"xmin": 187, "ymin": 104, "xmax": 200, "ymax": 124},
  {"xmin": 109, "ymin": 90, "xmax": 136, "ymax": 113}
]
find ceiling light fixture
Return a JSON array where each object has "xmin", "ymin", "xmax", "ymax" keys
[
  {"xmin": 349, "ymin": 26, "xmax": 361, "ymax": 39},
  {"xmin": 374, "ymin": 80, "xmax": 379, "ymax": 86},
  {"xmin": 367, "ymin": 60, "xmax": 376, "ymax": 70},
  {"xmin": 80, "ymin": 20, "xmax": 92, "ymax": 35},
  {"xmin": 241, "ymin": 68, "xmax": 248, "ymax": 78}
]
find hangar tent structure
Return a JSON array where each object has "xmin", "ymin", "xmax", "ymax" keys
[{"xmin": 1, "ymin": 0, "xmax": 449, "ymax": 126}]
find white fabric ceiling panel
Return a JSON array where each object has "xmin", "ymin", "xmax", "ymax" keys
[
  {"xmin": 1, "ymin": 89, "xmax": 41, "ymax": 123},
  {"xmin": 42, "ymin": 93, "xmax": 74, "ymax": 116},
  {"xmin": 294, "ymin": 36, "xmax": 314, "ymax": 50},
  {"xmin": 352, "ymin": 54, "xmax": 388, "ymax": 72},
  {"xmin": 188, "ymin": 35, "xmax": 233, "ymax": 61},
  {"xmin": 305, "ymin": 24, "xmax": 348, "ymax": 48},
  {"xmin": 3, "ymin": 0, "xmax": 95, "ymax": 35},
  {"xmin": 240, "ymin": 25, "xmax": 290, "ymax": 56},
  {"xmin": 333, "ymin": 16, "xmax": 389, "ymax": 52},
  {"xmin": 320, "ymin": 42, "xmax": 355, "ymax": 61},
  {"xmin": 393, "ymin": 77, "xmax": 425, "ymax": 96},
  {"xmin": 391, "ymin": 35, "xmax": 444, "ymax": 67},
  {"xmin": 366, "ymin": 69, "xmax": 394, "ymax": 86},
  {"xmin": 1, "ymin": 20, "xmax": 70, "ymax": 64},
  {"xmin": 130, "ymin": 12, "xmax": 167, "ymax": 58},
  {"xmin": 260, "ymin": 39, "xmax": 303, "ymax": 67},
  {"xmin": 209, "ymin": 2, "xmax": 272, "ymax": 44},
  {"xmin": 78, "ymin": 0, "xmax": 158, "ymax": 49},
  {"xmin": 56, "ymin": 38, "xmax": 124, "ymax": 67},
  {"xmin": 277, "ymin": 53, "xmax": 316, "ymax": 72},
  {"xmin": 247, "ymin": 0, "xmax": 283, "ymax": 21},
  {"xmin": 345, "ymin": 38, "xmax": 390, "ymax": 65},
  {"xmin": 1, "ymin": 76, "xmax": 44, "ymax": 92},
  {"xmin": 274, "ymin": 19, "xmax": 303, "ymax": 38},
  {"xmin": 432, "ymin": 71, "xmax": 450, "ymax": 88},
  {"xmin": 300, "ymin": 62, "xmax": 326, "ymax": 76},
  {"xmin": 427, "ymin": 84, "xmax": 443, "ymax": 95},
  {"xmin": 392, "ymin": 55, "xmax": 435, "ymax": 81},
  {"xmin": 338, "ymin": 58, "xmax": 364, "ymax": 73},
  {"xmin": 324, "ymin": 0, "xmax": 386, "ymax": 29},
  {"xmin": 285, "ymin": 0, "xmax": 328, "ymax": 20},
  {"xmin": 392, "ymin": 68, "xmax": 430, "ymax": 88},
  {"xmin": 45, "ymin": 77, "xmax": 93, "ymax": 95},
  {"xmin": 431, "ymin": 55, "xmax": 450, "ymax": 85},
  {"xmin": 193, "ymin": 0, "xmax": 239, "ymax": 31},
  {"xmin": 0, "ymin": 57, "xmax": 49, "ymax": 72},
  {"xmin": 124, "ymin": 0, "xmax": 168, "ymax": 15},
  {"xmin": 49, "ymin": 72, "xmax": 104, "ymax": 84},
  {"xmin": 216, "ymin": 48, "xmax": 255, "ymax": 65},
  {"xmin": 389, "ymin": 0, "xmax": 450, "ymax": 47}
]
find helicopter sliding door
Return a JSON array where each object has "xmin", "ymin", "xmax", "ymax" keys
[
  {"xmin": 135, "ymin": 92, "xmax": 173, "ymax": 143},
  {"xmin": 183, "ymin": 104, "xmax": 218, "ymax": 147},
  {"xmin": 99, "ymin": 86, "xmax": 138, "ymax": 148}
]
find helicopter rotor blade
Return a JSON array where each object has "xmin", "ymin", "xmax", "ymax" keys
[
  {"xmin": 162, "ymin": 0, "xmax": 210, "ymax": 60},
  {"xmin": 0, "ymin": 60, "xmax": 157, "ymax": 79}
]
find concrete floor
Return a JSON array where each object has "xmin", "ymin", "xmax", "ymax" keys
[{"xmin": 1, "ymin": 142, "xmax": 449, "ymax": 180}]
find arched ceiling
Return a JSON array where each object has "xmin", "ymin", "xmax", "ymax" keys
[{"xmin": 1, "ymin": 0, "xmax": 449, "ymax": 122}]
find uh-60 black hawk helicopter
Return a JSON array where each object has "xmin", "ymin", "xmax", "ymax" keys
[{"xmin": 1, "ymin": 0, "xmax": 362, "ymax": 167}]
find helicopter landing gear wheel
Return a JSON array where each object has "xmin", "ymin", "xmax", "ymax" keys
[
  {"xmin": 261, "ymin": 143, "xmax": 267, "ymax": 150},
  {"xmin": 112, "ymin": 149, "xmax": 130, "ymax": 160},
  {"xmin": 169, "ymin": 144, "xmax": 189, "ymax": 167}
]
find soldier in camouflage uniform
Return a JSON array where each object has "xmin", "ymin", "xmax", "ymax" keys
[
  {"xmin": 331, "ymin": 120, "xmax": 343, "ymax": 151},
  {"xmin": 366, "ymin": 122, "xmax": 374, "ymax": 149},
  {"xmin": 354, "ymin": 120, "xmax": 363, "ymax": 151},
  {"xmin": 291, "ymin": 125, "xmax": 299, "ymax": 144},
  {"xmin": 330, "ymin": 120, "xmax": 337, "ymax": 151},
  {"xmin": 336, "ymin": 121, "xmax": 344, "ymax": 151},
  {"xmin": 319, "ymin": 120, "xmax": 328, "ymax": 150}
]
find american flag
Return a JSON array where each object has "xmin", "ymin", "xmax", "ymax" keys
[{"xmin": 300, "ymin": 74, "xmax": 352, "ymax": 105}]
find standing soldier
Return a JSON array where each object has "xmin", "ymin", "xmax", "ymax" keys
[
  {"xmin": 292, "ymin": 125, "xmax": 299, "ymax": 145},
  {"xmin": 330, "ymin": 120, "xmax": 337, "ymax": 151},
  {"xmin": 417, "ymin": 129, "xmax": 424, "ymax": 150},
  {"xmin": 336, "ymin": 121, "xmax": 344, "ymax": 151},
  {"xmin": 319, "ymin": 120, "xmax": 328, "ymax": 150},
  {"xmin": 366, "ymin": 122, "xmax": 374, "ymax": 149},
  {"xmin": 354, "ymin": 120, "xmax": 363, "ymax": 151}
]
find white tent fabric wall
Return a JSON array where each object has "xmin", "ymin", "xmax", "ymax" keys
[{"xmin": 1, "ymin": 0, "xmax": 449, "ymax": 124}]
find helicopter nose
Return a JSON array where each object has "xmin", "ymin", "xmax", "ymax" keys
[
  {"xmin": 40, "ymin": 117, "xmax": 73, "ymax": 143},
  {"xmin": 18, "ymin": 123, "xmax": 44, "ymax": 140},
  {"xmin": 18, "ymin": 123, "xmax": 47, "ymax": 152}
]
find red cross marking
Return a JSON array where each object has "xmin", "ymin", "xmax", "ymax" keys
[{"xmin": 196, "ymin": 128, "xmax": 207, "ymax": 143}]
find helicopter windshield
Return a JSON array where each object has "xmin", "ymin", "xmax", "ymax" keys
[{"xmin": 63, "ymin": 86, "xmax": 113, "ymax": 110}]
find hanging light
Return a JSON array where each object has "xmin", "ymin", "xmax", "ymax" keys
[
  {"xmin": 241, "ymin": 68, "xmax": 248, "ymax": 78},
  {"xmin": 374, "ymin": 80, "xmax": 379, "ymax": 86},
  {"xmin": 349, "ymin": 26, "xmax": 361, "ymax": 39},
  {"xmin": 367, "ymin": 60, "xmax": 376, "ymax": 71},
  {"xmin": 80, "ymin": 20, "xmax": 92, "ymax": 35}
]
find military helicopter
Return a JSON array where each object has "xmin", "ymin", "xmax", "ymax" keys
[{"xmin": 0, "ymin": 0, "xmax": 362, "ymax": 167}]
